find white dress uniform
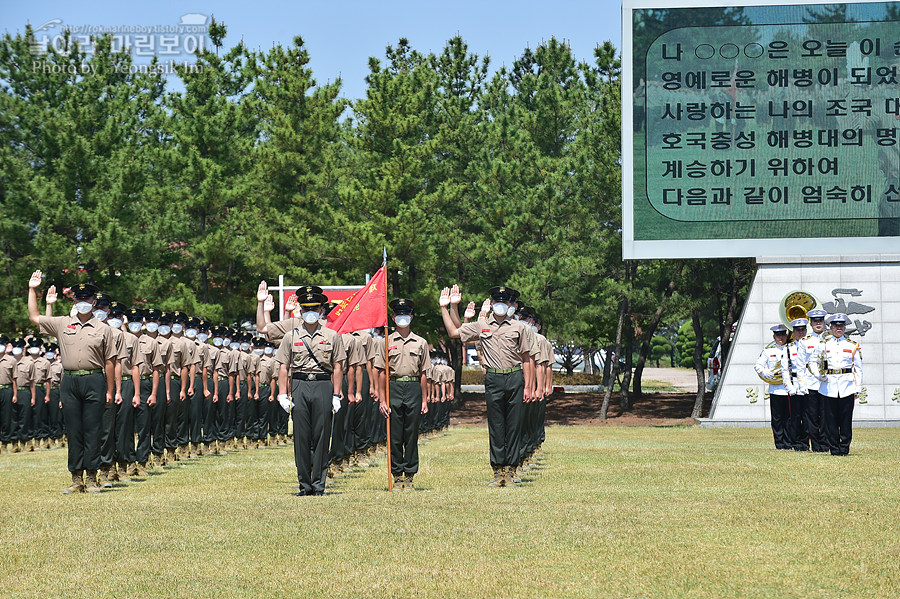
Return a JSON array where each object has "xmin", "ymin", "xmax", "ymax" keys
[
  {"xmin": 819, "ymin": 313, "xmax": 862, "ymax": 456},
  {"xmin": 754, "ymin": 325, "xmax": 797, "ymax": 450}
]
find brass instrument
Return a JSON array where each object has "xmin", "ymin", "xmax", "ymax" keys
[
  {"xmin": 757, "ymin": 365, "xmax": 783, "ymax": 385},
  {"xmin": 780, "ymin": 290, "xmax": 819, "ymax": 327}
]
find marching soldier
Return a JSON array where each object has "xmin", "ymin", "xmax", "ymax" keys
[
  {"xmin": 93, "ymin": 294, "xmax": 129, "ymax": 486},
  {"xmin": 109, "ymin": 301, "xmax": 137, "ymax": 479},
  {"xmin": 28, "ymin": 273, "xmax": 117, "ymax": 494},
  {"xmin": 45, "ymin": 343, "xmax": 65, "ymax": 447},
  {"xmin": 274, "ymin": 289, "xmax": 345, "ymax": 496},
  {"xmin": 783, "ymin": 318, "xmax": 813, "ymax": 451},
  {"xmin": 440, "ymin": 285, "xmax": 535, "ymax": 487},
  {"xmin": 754, "ymin": 323, "xmax": 794, "ymax": 450},
  {"xmin": 374, "ymin": 298, "xmax": 429, "ymax": 491},
  {"xmin": 802, "ymin": 309, "xmax": 830, "ymax": 452},
  {"xmin": 144, "ymin": 309, "xmax": 171, "ymax": 468},
  {"xmin": 820, "ymin": 313, "xmax": 863, "ymax": 456},
  {"xmin": 187, "ymin": 317, "xmax": 208, "ymax": 457},
  {"xmin": 28, "ymin": 337, "xmax": 51, "ymax": 451}
]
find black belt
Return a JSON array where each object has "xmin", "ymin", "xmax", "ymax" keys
[
  {"xmin": 826, "ymin": 368, "xmax": 853, "ymax": 375},
  {"xmin": 65, "ymin": 369, "xmax": 103, "ymax": 376},
  {"xmin": 292, "ymin": 372, "xmax": 331, "ymax": 381}
]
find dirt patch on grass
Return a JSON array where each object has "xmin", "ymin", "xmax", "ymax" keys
[{"xmin": 450, "ymin": 391, "xmax": 713, "ymax": 427}]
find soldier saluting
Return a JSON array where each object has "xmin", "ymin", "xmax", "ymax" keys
[{"xmin": 27, "ymin": 271, "xmax": 116, "ymax": 494}]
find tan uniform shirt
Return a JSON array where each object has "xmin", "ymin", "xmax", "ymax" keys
[
  {"xmin": 214, "ymin": 348, "xmax": 239, "ymax": 378},
  {"xmin": 373, "ymin": 331, "xmax": 428, "ymax": 378},
  {"xmin": 535, "ymin": 333, "xmax": 553, "ymax": 366},
  {"xmin": 520, "ymin": 324, "xmax": 541, "ymax": 358},
  {"xmin": 49, "ymin": 361, "xmax": 64, "ymax": 386},
  {"xmin": 267, "ymin": 317, "xmax": 303, "ymax": 344},
  {"xmin": 33, "ymin": 356, "xmax": 51, "ymax": 385},
  {"xmin": 248, "ymin": 352, "xmax": 261, "ymax": 377},
  {"xmin": 14, "ymin": 356, "xmax": 35, "ymax": 388},
  {"xmin": 132, "ymin": 335, "xmax": 164, "ymax": 377},
  {"xmin": 195, "ymin": 342, "xmax": 211, "ymax": 372},
  {"xmin": 0, "ymin": 354, "xmax": 15, "ymax": 386},
  {"xmin": 110, "ymin": 326, "xmax": 129, "ymax": 363},
  {"xmin": 237, "ymin": 351, "xmax": 252, "ymax": 380},
  {"xmin": 458, "ymin": 318, "xmax": 530, "ymax": 370},
  {"xmin": 441, "ymin": 364, "xmax": 455, "ymax": 384},
  {"xmin": 258, "ymin": 355, "xmax": 276, "ymax": 387},
  {"xmin": 154, "ymin": 336, "xmax": 174, "ymax": 373},
  {"xmin": 341, "ymin": 333, "xmax": 357, "ymax": 368},
  {"xmin": 274, "ymin": 323, "xmax": 346, "ymax": 373},
  {"xmin": 38, "ymin": 315, "xmax": 116, "ymax": 370},
  {"xmin": 120, "ymin": 330, "xmax": 139, "ymax": 372},
  {"xmin": 347, "ymin": 331, "xmax": 377, "ymax": 367}
]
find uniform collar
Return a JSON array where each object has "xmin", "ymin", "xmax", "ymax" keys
[
  {"xmin": 391, "ymin": 330, "xmax": 415, "ymax": 344},
  {"xmin": 70, "ymin": 315, "xmax": 100, "ymax": 328}
]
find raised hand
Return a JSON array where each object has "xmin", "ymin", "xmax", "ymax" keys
[
  {"xmin": 263, "ymin": 294, "xmax": 275, "ymax": 312},
  {"xmin": 439, "ymin": 287, "xmax": 451, "ymax": 307},
  {"xmin": 257, "ymin": 280, "xmax": 268, "ymax": 302},
  {"xmin": 463, "ymin": 301, "xmax": 476, "ymax": 320},
  {"xmin": 449, "ymin": 284, "xmax": 462, "ymax": 305},
  {"xmin": 480, "ymin": 298, "xmax": 491, "ymax": 315},
  {"xmin": 285, "ymin": 294, "xmax": 298, "ymax": 313},
  {"xmin": 29, "ymin": 270, "xmax": 43, "ymax": 289},
  {"xmin": 45, "ymin": 285, "xmax": 57, "ymax": 305}
]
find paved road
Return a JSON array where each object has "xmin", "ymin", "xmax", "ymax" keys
[{"xmin": 641, "ymin": 367, "xmax": 704, "ymax": 392}]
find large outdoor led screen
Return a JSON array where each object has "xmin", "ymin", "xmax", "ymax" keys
[{"xmin": 623, "ymin": 0, "xmax": 900, "ymax": 258}]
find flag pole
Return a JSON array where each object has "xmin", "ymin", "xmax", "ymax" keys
[{"xmin": 383, "ymin": 248, "xmax": 393, "ymax": 492}]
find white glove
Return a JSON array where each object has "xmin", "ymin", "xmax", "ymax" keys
[
  {"xmin": 332, "ymin": 394, "xmax": 342, "ymax": 414},
  {"xmin": 277, "ymin": 394, "xmax": 293, "ymax": 414}
]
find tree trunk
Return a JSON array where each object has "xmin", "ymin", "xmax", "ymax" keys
[
  {"xmin": 690, "ymin": 307, "xmax": 706, "ymax": 419},
  {"xmin": 620, "ymin": 265, "xmax": 634, "ymax": 412},
  {"xmin": 600, "ymin": 298, "xmax": 626, "ymax": 420},
  {"xmin": 633, "ymin": 278, "xmax": 676, "ymax": 398}
]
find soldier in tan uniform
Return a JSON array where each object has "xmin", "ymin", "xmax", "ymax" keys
[
  {"xmin": 11, "ymin": 337, "xmax": 36, "ymax": 453},
  {"xmin": 28, "ymin": 337, "xmax": 51, "ymax": 451},
  {"xmin": 187, "ymin": 317, "xmax": 209, "ymax": 456},
  {"xmin": 125, "ymin": 308, "xmax": 163, "ymax": 476},
  {"xmin": 108, "ymin": 301, "xmax": 137, "ymax": 479},
  {"xmin": 440, "ymin": 285, "xmax": 535, "ymax": 487},
  {"xmin": 45, "ymin": 342, "xmax": 65, "ymax": 446},
  {"xmin": 274, "ymin": 290, "xmax": 345, "ymax": 496},
  {"xmin": 144, "ymin": 309, "xmax": 171, "ymax": 468},
  {"xmin": 0, "ymin": 335, "xmax": 15, "ymax": 453},
  {"xmin": 374, "ymin": 298, "xmax": 429, "ymax": 491},
  {"xmin": 91, "ymin": 294, "xmax": 129, "ymax": 486},
  {"xmin": 28, "ymin": 272, "xmax": 117, "ymax": 493}
]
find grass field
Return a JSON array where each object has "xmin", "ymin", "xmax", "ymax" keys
[{"xmin": 2, "ymin": 426, "xmax": 899, "ymax": 599}]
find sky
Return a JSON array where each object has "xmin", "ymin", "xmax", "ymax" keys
[{"xmin": 2, "ymin": 0, "xmax": 623, "ymax": 100}]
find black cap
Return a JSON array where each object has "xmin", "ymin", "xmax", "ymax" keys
[
  {"xmin": 172, "ymin": 311, "xmax": 187, "ymax": 324},
  {"xmin": 295, "ymin": 285, "xmax": 324, "ymax": 296},
  {"xmin": 27, "ymin": 337, "xmax": 43, "ymax": 348},
  {"xmin": 489, "ymin": 286, "xmax": 520, "ymax": 302},
  {"xmin": 94, "ymin": 292, "xmax": 112, "ymax": 307},
  {"xmin": 389, "ymin": 298, "xmax": 415, "ymax": 315},
  {"xmin": 158, "ymin": 312, "xmax": 173, "ymax": 325},
  {"xmin": 11, "ymin": 337, "xmax": 26, "ymax": 347},
  {"xmin": 186, "ymin": 316, "xmax": 201, "ymax": 328},
  {"xmin": 108, "ymin": 301, "xmax": 127, "ymax": 316},
  {"xmin": 252, "ymin": 336, "xmax": 265, "ymax": 347},
  {"xmin": 46, "ymin": 343, "xmax": 59, "ymax": 352},
  {"xmin": 126, "ymin": 307, "xmax": 146, "ymax": 321},
  {"xmin": 145, "ymin": 308, "xmax": 162, "ymax": 321},
  {"xmin": 72, "ymin": 283, "xmax": 99, "ymax": 299},
  {"xmin": 212, "ymin": 325, "xmax": 227, "ymax": 336},
  {"xmin": 0, "ymin": 334, "xmax": 9, "ymax": 345},
  {"xmin": 297, "ymin": 291, "xmax": 328, "ymax": 307},
  {"xmin": 323, "ymin": 301, "xmax": 340, "ymax": 317}
]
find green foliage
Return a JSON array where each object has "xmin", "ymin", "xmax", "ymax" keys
[{"xmin": 675, "ymin": 321, "xmax": 712, "ymax": 368}]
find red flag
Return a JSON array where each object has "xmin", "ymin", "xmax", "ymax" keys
[{"xmin": 326, "ymin": 266, "xmax": 387, "ymax": 334}]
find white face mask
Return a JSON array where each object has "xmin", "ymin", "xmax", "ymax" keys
[
  {"xmin": 302, "ymin": 310, "xmax": 320, "ymax": 324},
  {"xmin": 172, "ymin": 324, "xmax": 184, "ymax": 334},
  {"xmin": 507, "ymin": 305, "xmax": 517, "ymax": 317},
  {"xmin": 28, "ymin": 346, "xmax": 41, "ymax": 355},
  {"xmin": 107, "ymin": 318, "xmax": 123, "ymax": 329},
  {"xmin": 263, "ymin": 347, "xmax": 274, "ymax": 356},
  {"xmin": 212, "ymin": 337, "xmax": 223, "ymax": 347},
  {"xmin": 240, "ymin": 342, "xmax": 250, "ymax": 351},
  {"xmin": 394, "ymin": 315, "xmax": 412, "ymax": 328},
  {"xmin": 145, "ymin": 322, "xmax": 159, "ymax": 333},
  {"xmin": 75, "ymin": 302, "xmax": 93, "ymax": 315},
  {"xmin": 198, "ymin": 333, "xmax": 209, "ymax": 343},
  {"xmin": 492, "ymin": 303, "xmax": 508, "ymax": 317},
  {"xmin": 223, "ymin": 337, "xmax": 232, "ymax": 347},
  {"xmin": 185, "ymin": 328, "xmax": 198, "ymax": 339},
  {"xmin": 158, "ymin": 325, "xmax": 171, "ymax": 336},
  {"xmin": 127, "ymin": 322, "xmax": 143, "ymax": 333},
  {"xmin": 93, "ymin": 309, "xmax": 108, "ymax": 321},
  {"xmin": 45, "ymin": 352, "xmax": 55, "ymax": 360},
  {"xmin": 12, "ymin": 347, "xmax": 23, "ymax": 356},
  {"xmin": 531, "ymin": 324, "xmax": 538, "ymax": 333},
  {"xmin": 229, "ymin": 342, "xmax": 240, "ymax": 351},
  {"xmin": 253, "ymin": 348, "xmax": 264, "ymax": 355}
]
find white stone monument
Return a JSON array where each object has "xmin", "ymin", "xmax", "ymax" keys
[{"xmin": 700, "ymin": 255, "xmax": 900, "ymax": 428}]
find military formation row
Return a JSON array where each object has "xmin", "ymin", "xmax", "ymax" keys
[
  {"xmin": 13, "ymin": 271, "xmax": 456, "ymax": 494},
  {"xmin": 754, "ymin": 310, "xmax": 863, "ymax": 456}
]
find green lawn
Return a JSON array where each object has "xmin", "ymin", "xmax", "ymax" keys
[{"xmin": 2, "ymin": 426, "xmax": 899, "ymax": 598}]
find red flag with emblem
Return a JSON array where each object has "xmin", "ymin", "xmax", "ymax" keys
[{"xmin": 326, "ymin": 266, "xmax": 387, "ymax": 334}]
